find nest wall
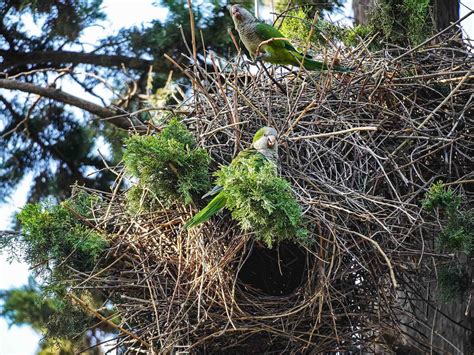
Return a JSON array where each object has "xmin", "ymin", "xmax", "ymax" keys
[{"xmin": 73, "ymin": 33, "xmax": 472, "ymax": 354}]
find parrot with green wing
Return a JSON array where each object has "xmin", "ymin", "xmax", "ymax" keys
[
  {"xmin": 185, "ymin": 126, "xmax": 278, "ymax": 229},
  {"xmin": 229, "ymin": 4, "xmax": 351, "ymax": 73}
]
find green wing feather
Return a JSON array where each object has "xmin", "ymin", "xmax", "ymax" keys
[
  {"xmin": 185, "ymin": 191, "xmax": 227, "ymax": 229},
  {"xmin": 255, "ymin": 22, "xmax": 297, "ymax": 52},
  {"xmin": 255, "ymin": 22, "xmax": 352, "ymax": 73},
  {"xmin": 290, "ymin": 51, "xmax": 352, "ymax": 72}
]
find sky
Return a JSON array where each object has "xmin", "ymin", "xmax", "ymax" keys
[{"xmin": 0, "ymin": 1, "xmax": 473, "ymax": 354}]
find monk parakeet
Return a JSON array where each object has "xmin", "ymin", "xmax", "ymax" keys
[
  {"xmin": 185, "ymin": 126, "xmax": 278, "ymax": 229},
  {"xmin": 229, "ymin": 5, "xmax": 351, "ymax": 73}
]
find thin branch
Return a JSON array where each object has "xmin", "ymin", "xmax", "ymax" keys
[
  {"xmin": 0, "ymin": 50, "xmax": 156, "ymax": 72},
  {"xmin": 289, "ymin": 126, "xmax": 378, "ymax": 141},
  {"xmin": 0, "ymin": 79, "xmax": 146, "ymax": 131}
]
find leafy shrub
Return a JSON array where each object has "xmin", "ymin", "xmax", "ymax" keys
[
  {"xmin": 422, "ymin": 180, "xmax": 461, "ymax": 212},
  {"xmin": 0, "ymin": 278, "xmax": 97, "ymax": 342},
  {"xmin": 279, "ymin": 8, "xmax": 322, "ymax": 46},
  {"xmin": 422, "ymin": 181, "xmax": 472, "ymax": 253},
  {"xmin": 341, "ymin": 24, "xmax": 374, "ymax": 47},
  {"xmin": 7, "ymin": 193, "xmax": 111, "ymax": 345},
  {"xmin": 279, "ymin": 8, "xmax": 351, "ymax": 48},
  {"xmin": 422, "ymin": 181, "xmax": 473, "ymax": 302},
  {"xmin": 123, "ymin": 118, "xmax": 210, "ymax": 209},
  {"xmin": 0, "ymin": 278, "xmax": 56, "ymax": 331},
  {"xmin": 215, "ymin": 155, "xmax": 307, "ymax": 248},
  {"xmin": 370, "ymin": 0, "xmax": 432, "ymax": 45},
  {"xmin": 16, "ymin": 192, "xmax": 107, "ymax": 278},
  {"xmin": 437, "ymin": 209, "xmax": 473, "ymax": 254}
]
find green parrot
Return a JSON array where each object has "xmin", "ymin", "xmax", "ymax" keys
[
  {"xmin": 229, "ymin": 4, "xmax": 351, "ymax": 73},
  {"xmin": 185, "ymin": 126, "xmax": 279, "ymax": 229}
]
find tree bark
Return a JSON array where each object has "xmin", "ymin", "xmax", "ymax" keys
[
  {"xmin": 0, "ymin": 50, "xmax": 156, "ymax": 72},
  {"xmin": 431, "ymin": 0, "xmax": 460, "ymax": 31},
  {"xmin": 352, "ymin": 0, "xmax": 460, "ymax": 30},
  {"xmin": 352, "ymin": 0, "xmax": 376, "ymax": 25},
  {"xmin": 0, "ymin": 79, "xmax": 146, "ymax": 131}
]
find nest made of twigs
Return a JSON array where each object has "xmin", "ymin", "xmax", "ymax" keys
[{"xmin": 72, "ymin": 31, "xmax": 473, "ymax": 354}]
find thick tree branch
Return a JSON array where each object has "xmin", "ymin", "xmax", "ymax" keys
[
  {"xmin": 0, "ymin": 50, "xmax": 157, "ymax": 72},
  {"xmin": 0, "ymin": 79, "xmax": 146, "ymax": 130}
]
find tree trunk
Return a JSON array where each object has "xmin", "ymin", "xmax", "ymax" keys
[
  {"xmin": 352, "ymin": 0, "xmax": 376, "ymax": 25},
  {"xmin": 431, "ymin": 0, "xmax": 460, "ymax": 31},
  {"xmin": 352, "ymin": 0, "xmax": 460, "ymax": 30}
]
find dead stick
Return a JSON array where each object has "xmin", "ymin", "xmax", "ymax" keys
[
  {"xmin": 67, "ymin": 293, "xmax": 152, "ymax": 349},
  {"xmin": 289, "ymin": 126, "xmax": 378, "ymax": 141}
]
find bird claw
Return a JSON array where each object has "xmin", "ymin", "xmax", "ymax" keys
[
  {"xmin": 254, "ymin": 53, "xmax": 269, "ymax": 63},
  {"xmin": 242, "ymin": 59, "xmax": 255, "ymax": 67}
]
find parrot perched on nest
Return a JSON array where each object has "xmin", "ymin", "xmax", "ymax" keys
[
  {"xmin": 185, "ymin": 126, "xmax": 279, "ymax": 229},
  {"xmin": 229, "ymin": 4, "xmax": 351, "ymax": 73}
]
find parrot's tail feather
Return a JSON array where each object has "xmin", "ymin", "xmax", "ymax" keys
[
  {"xmin": 185, "ymin": 192, "xmax": 227, "ymax": 229},
  {"xmin": 293, "ymin": 52, "xmax": 352, "ymax": 73},
  {"xmin": 303, "ymin": 58, "xmax": 352, "ymax": 73},
  {"xmin": 301, "ymin": 58, "xmax": 328, "ymax": 71}
]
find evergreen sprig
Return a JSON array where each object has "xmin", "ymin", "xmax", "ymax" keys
[
  {"xmin": 16, "ymin": 192, "xmax": 107, "ymax": 279},
  {"xmin": 422, "ymin": 181, "xmax": 473, "ymax": 301},
  {"xmin": 123, "ymin": 118, "xmax": 210, "ymax": 209},
  {"xmin": 215, "ymin": 155, "xmax": 308, "ymax": 248},
  {"xmin": 422, "ymin": 181, "xmax": 472, "ymax": 254},
  {"xmin": 422, "ymin": 180, "xmax": 461, "ymax": 212}
]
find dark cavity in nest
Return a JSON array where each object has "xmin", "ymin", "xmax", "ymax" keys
[{"xmin": 238, "ymin": 241, "xmax": 307, "ymax": 296}]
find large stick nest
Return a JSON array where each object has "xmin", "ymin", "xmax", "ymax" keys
[{"xmin": 74, "ymin": 32, "xmax": 473, "ymax": 353}]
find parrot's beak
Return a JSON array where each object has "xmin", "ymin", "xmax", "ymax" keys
[
  {"xmin": 267, "ymin": 135, "xmax": 276, "ymax": 148},
  {"xmin": 230, "ymin": 5, "xmax": 241, "ymax": 19}
]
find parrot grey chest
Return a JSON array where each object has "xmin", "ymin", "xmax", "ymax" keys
[{"xmin": 236, "ymin": 21, "xmax": 261, "ymax": 58}]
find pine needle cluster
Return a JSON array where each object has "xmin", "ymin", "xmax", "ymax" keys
[
  {"xmin": 11, "ymin": 192, "xmax": 109, "ymax": 342},
  {"xmin": 422, "ymin": 181, "xmax": 473, "ymax": 301},
  {"xmin": 422, "ymin": 181, "xmax": 472, "ymax": 253},
  {"xmin": 123, "ymin": 118, "xmax": 210, "ymax": 210},
  {"xmin": 215, "ymin": 155, "xmax": 307, "ymax": 248},
  {"xmin": 16, "ymin": 192, "xmax": 107, "ymax": 279}
]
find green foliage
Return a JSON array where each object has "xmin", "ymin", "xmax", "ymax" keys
[
  {"xmin": 422, "ymin": 181, "xmax": 472, "ymax": 254},
  {"xmin": 278, "ymin": 8, "xmax": 376, "ymax": 50},
  {"xmin": 438, "ymin": 264, "xmax": 470, "ymax": 301},
  {"xmin": 274, "ymin": 0, "xmax": 346, "ymax": 17},
  {"xmin": 437, "ymin": 209, "xmax": 474, "ymax": 254},
  {"xmin": 15, "ymin": 192, "xmax": 108, "ymax": 278},
  {"xmin": 215, "ymin": 155, "xmax": 308, "ymax": 248},
  {"xmin": 44, "ymin": 290, "xmax": 98, "ymax": 340},
  {"xmin": 0, "ymin": 278, "xmax": 113, "ymax": 351},
  {"xmin": 279, "ymin": 8, "xmax": 351, "ymax": 48},
  {"xmin": 422, "ymin": 181, "xmax": 461, "ymax": 212},
  {"xmin": 403, "ymin": 0, "xmax": 431, "ymax": 44},
  {"xmin": 341, "ymin": 24, "xmax": 374, "ymax": 47},
  {"xmin": 10, "ymin": 0, "xmax": 105, "ymax": 41},
  {"xmin": 370, "ymin": 0, "xmax": 433, "ymax": 45},
  {"xmin": 422, "ymin": 182, "xmax": 473, "ymax": 302},
  {"xmin": 123, "ymin": 118, "xmax": 211, "ymax": 208},
  {"xmin": 279, "ymin": 8, "xmax": 321, "ymax": 46},
  {"xmin": 0, "ymin": 277, "xmax": 56, "ymax": 332},
  {"xmin": 2, "ymin": 194, "xmax": 114, "ymax": 348}
]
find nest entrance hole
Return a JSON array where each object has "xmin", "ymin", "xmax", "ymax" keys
[{"xmin": 237, "ymin": 241, "xmax": 307, "ymax": 296}]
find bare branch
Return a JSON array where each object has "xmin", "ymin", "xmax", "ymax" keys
[
  {"xmin": 0, "ymin": 50, "xmax": 157, "ymax": 72},
  {"xmin": 0, "ymin": 79, "xmax": 146, "ymax": 130}
]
